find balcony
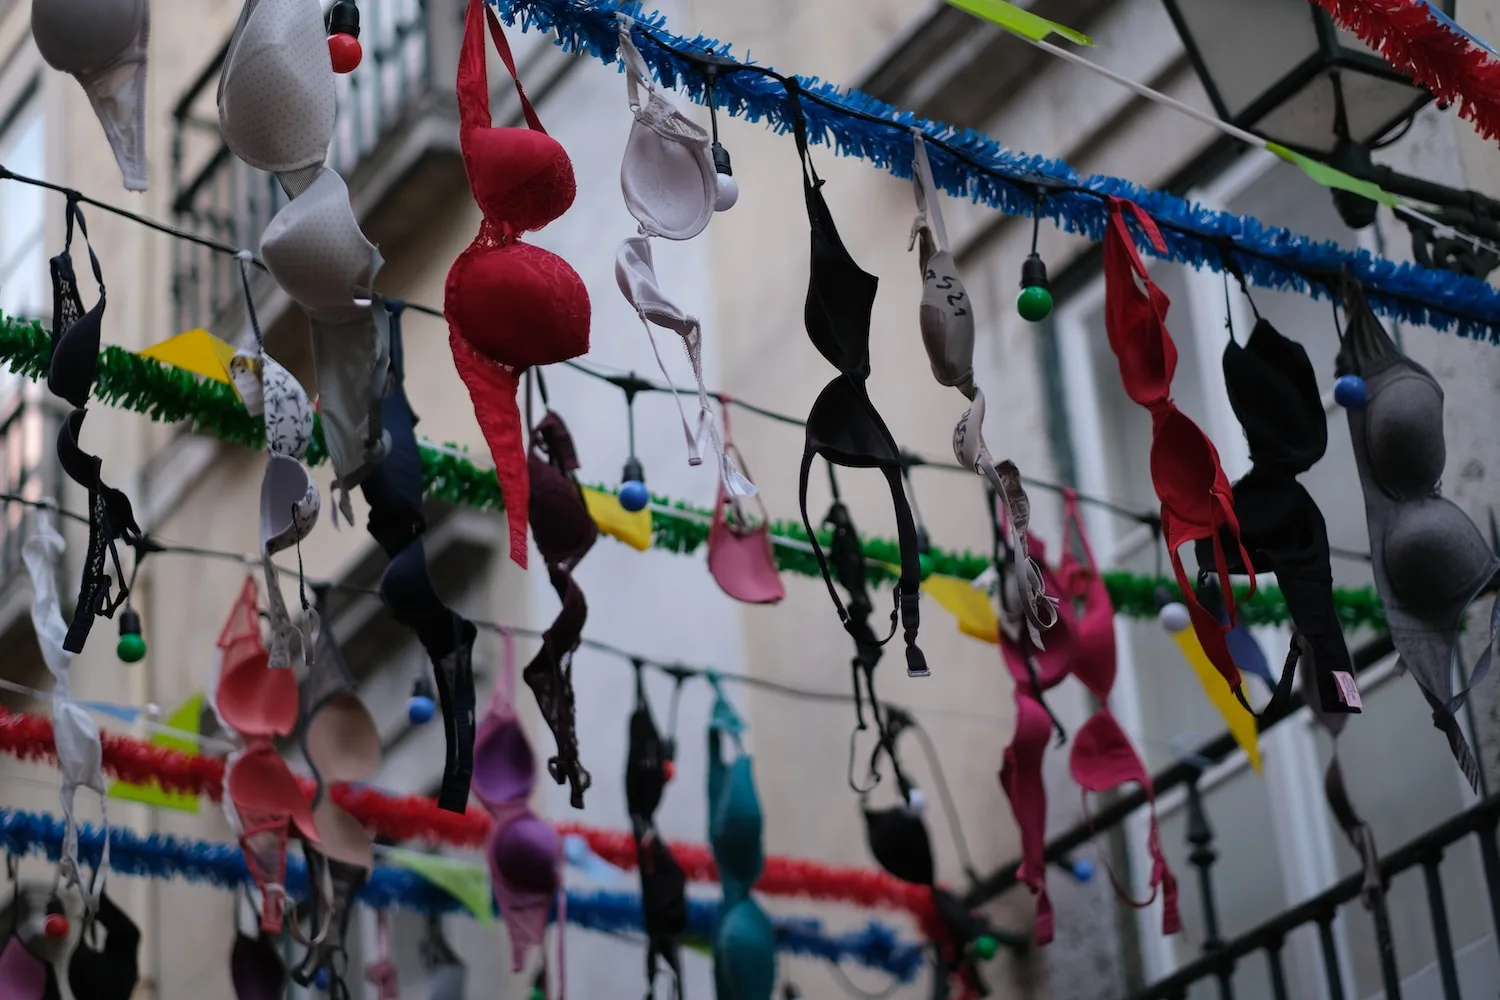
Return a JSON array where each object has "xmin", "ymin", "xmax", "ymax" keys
[{"xmin": 168, "ymin": 0, "xmax": 466, "ymax": 342}]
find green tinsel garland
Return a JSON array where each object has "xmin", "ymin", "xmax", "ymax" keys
[{"xmin": 0, "ymin": 314, "xmax": 1389, "ymax": 632}]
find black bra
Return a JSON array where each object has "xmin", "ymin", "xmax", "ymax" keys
[{"xmin": 787, "ymin": 82, "xmax": 926, "ymax": 683}]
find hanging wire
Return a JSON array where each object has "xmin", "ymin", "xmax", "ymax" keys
[{"xmin": 0, "ymin": 167, "xmax": 1372, "ymax": 562}]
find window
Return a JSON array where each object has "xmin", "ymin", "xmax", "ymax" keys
[
  {"xmin": 1054, "ymin": 150, "xmax": 1490, "ymax": 999},
  {"xmin": 0, "ymin": 91, "xmax": 46, "ymax": 330}
]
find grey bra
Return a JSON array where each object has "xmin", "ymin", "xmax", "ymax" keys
[{"xmin": 1339, "ymin": 284, "xmax": 1500, "ymax": 789}]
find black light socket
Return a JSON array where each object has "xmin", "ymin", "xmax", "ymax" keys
[
  {"xmin": 326, "ymin": 0, "xmax": 360, "ymax": 37},
  {"xmin": 1020, "ymin": 252, "xmax": 1049, "ymax": 290}
]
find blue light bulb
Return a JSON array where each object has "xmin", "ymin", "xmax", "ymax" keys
[
  {"xmin": 1072, "ymin": 858, "xmax": 1095, "ymax": 883},
  {"xmin": 619, "ymin": 480, "xmax": 650, "ymax": 512},
  {"xmin": 1333, "ymin": 373, "xmax": 1367, "ymax": 408}
]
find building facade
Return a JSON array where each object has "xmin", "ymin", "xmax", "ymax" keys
[{"xmin": 0, "ymin": 0, "xmax": 1497, "ymax": 998}]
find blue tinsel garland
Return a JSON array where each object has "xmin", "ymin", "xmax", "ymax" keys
[
  {"xmin": 490, "ymin": 0, "xmax": 1500, "ymax": 341},
  {"xmin": 0, "ymin": 808, "xmax": 925, "ymax": 982}
]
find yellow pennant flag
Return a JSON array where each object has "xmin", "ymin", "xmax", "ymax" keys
[
  {"xmin": 921, "ymin": 575, "xmax": 999, "ymax": 644},
  {"xmin": 385, "ymin": 848, "xmax": 494, "ymax": 925},
  {"xmin": 108, "ymin": 694, "xmax": 204, "ymax": 812},
  {"xmin": 1168, "ymin": 628, "xmax": 1261, "ymax": 773},
  {"xmin": 943, "ymin": 0, "xmax": 1093, "ymax": 45},
  {"xmin": 137, "ymin": 329, "xmax": 238, "ymax": 384},
  {"xmin": 1265, "ymin": 143, "xmax": 1401, "ymax": 208},
  {"xmin": 582, "ymin": 487, "xmax": 652, "ymax": 552}
]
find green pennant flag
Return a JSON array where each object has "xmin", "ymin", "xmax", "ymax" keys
[
  {"xmin": 1266, "ymin": 142, "xmax": 1401, "ymax": 208},
  {"xmin": 108, "ymin": 694, "xmax": 203, "ymax": 813},
  {"xmin": 385, "ymin": 848, "xmax": 494, "ymax": 925},
  {"xmin": 943, "ymin": 0, "xmax": 1093, "ymax": 45}
]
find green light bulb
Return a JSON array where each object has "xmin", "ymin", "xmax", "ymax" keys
[
  {"xmin": 972, "ymin": 934, "xmax": 999, "ymax": 960},
  {"xmin": 918, "ymin": 553, "xmax": 935, "ymax": 579},
  {"xmin": 117, "ymin": 633, "xmax": 147, "ymax": 663},
  {"xmin": 529, "ymin": 988, "xmax": 545, "ymax": 1000},
  {"xmin": 1017, "ymin": 285, "xmax": 1053, "ymax": 322}
]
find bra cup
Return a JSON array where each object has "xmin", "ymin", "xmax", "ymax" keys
[
  {"xmin": 862, "ymin": 807, "xmax": 935, "ymax": 886},
  {"xmin": 918, "ymin": 249, "xmax": 975, "ymax": 391},
  {"xmin": 713, "ymin": 758, "xmax": 764, "ymax": 885},
  {"xmin": 1223, "ymin": 325, "xmax": 1327, "ymax": 471},
  {"xmin": 30, "ymin": 0, "xmax": 143, "ymax": 75},
  {"xmin": 620, "ymin": 97, "xmax": 715, "ymax": 241},
  {"xmin": 259, "ymin": 454, "xmax": 320, "ymax": 554},
  {"xmin": 447, "ymin": 243, "xmax": 591, "ymax": 367},
  {"xmin": 49, "ymin": 306, "xmax": 104, "ymax": 409},
  {"xmin": 492, "ymin": 815, "xmax": 560, "ymax": 894},
  {"xmin": 1070, "ymin": 710, "xmax": 1145, "ymax": 792},
  {"xmin": 806, "ymin": 378, "xmax": 899, "ymax": 468},
  {"xmin": 217, "ymin": 0, "xmax": 336, "ymax": 175},
  {"xmin": 1149, "ymin": 412, "xmax": 1222, "ymax": 526},
  {"xmin": 804, "ymin": 237, "xmax": 877, "ymax": 376},
  {"xmin": 217, "ymin": 651, "xmax": 298, "ymax": 737},
  {"xmin": 1383, "ymin": 498, "xmax": 1496, "ymax": 620},
  {"xmin": 304, "ymin": 694, "xmax": 381, "ymax": 780},
  {"xmin": 231, "ymin": 933, "xmax": 286, "ymax": 1000},
  {"xmin": 261, "ymin": 169, "xmax": 376, "ymax": 317},
  {"xmin": 464, "ymin": 128, "xmax": 576, "ymax": 233},
  {"xmin": 228, "ymin": 745, "xmax": 319, "ymax": 842},
  {"xmin": 472, "ymin": 717, "xmax": 536, "ymax": 805},
  {"xmin": 528, "ymin": 456, "xmax": 597, "ymax": 565},
  {"xmin": 0, "ymin": 933, "xmax": 53, "ymax": 998},
  {"xmin": 1366, "ymin": 371, "xmax": 1446, "ymax": 498},
  {"xmin": 311, "ymin": 801, "xmax": 375, "ymax": 869},
  {"xmin": 261, "ymin": 358, "xmax": 314, "ymax": 461},
  {"xmin": 714, "ymin": 903, "xmax": 776, "ymax": 1000},
  {"xmin": 708, "ymin": 520, "xmax": 784, "ymax": 605},
  {"xmin": 616, "ymin": 237, "xmax": 697, "ymax": 337}
]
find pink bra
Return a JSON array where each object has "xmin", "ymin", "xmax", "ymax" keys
[{"xmin": 998, "ymin": 497, "xmax": 1178, "ymax": 943}]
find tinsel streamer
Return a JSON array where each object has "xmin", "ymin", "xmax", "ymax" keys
[
  {"xmin": 0, "ymin": 707, "xmax": 937, "ymax": 929},
  {"xmin": 0, "ymin": 316, "xmax": 1389, "ymax": 630},
  {"xmin": 0, "ymin": 806, "xmax": 926, "ymax": 980},
  {"xmin": 488, "ymin": 0, "xmax": 1500, "ymax": 339},
  {"xmin": 1309, "ymin": 0, "xmax": 1500, "ymax": 144}
]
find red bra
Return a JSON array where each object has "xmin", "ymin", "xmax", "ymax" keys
[
  {"xmin": 445, "ymin": 0, "xmax": 591, "ymax": 567},
  {"xmin": 1101, "ymin": 197, "xmax": 1253, "ymax": 702}
]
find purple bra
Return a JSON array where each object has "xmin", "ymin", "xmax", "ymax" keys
[{"xmin": 472, "ymin": 628, "xmax": 564, "ymax": 980}]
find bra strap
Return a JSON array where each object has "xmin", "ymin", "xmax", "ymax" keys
[
  {"xmin": 458, "ymin": 0, "xmax": 546, "ymax": 135},
  {"xmin": 909, "ymin": 133, "xmax": 949, "ymax": 253},
  {"xmin": 785, "ymin": 79, "xmax": 821, "ymax": 190}
]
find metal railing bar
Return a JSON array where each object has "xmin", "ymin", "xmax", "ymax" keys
[
  {"xmin": 1265, "ymin": 942, "xmax": 1290, "ymax": 1000},
  {"xmin": 1371, "ymin": 891, "xmax": 1403, "ymax": 1000},
  {"xmin": 1420, "ymin": 853, "xmax": 1461, "ymax": 1000},
  {"xmin": 1319, "ymin": 916, "xmax": 1349, "ymax": 1000},
  {"xmin": 1476, "ymin": 818, "xmax": 1500, "ymax": 970},
  {"xmin": 963, "ymin": 632, "xmax": 1397, "ymax": 909},
  {"xmin": 1123, "ymin": 796, "xmax": 1500, "ymax": 999}
]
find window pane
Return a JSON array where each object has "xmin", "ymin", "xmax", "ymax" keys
[{"xmin": 0, "ymin": 100, "xmax": 45, "ymax": 401}]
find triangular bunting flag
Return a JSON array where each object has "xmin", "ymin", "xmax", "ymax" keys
[
  {"xmin": 583, "ymin": 487, "xmax": 652, "ymax": 552},
  {"xmin": 921, "ymin": 575, "xmax": 999, "ymax": 644},
  {"xmin": 1265, "ymin": 143, "xmax": 1401, "ymax": 208},
  {"xmin": 1168, "ymin": 628, "xmax": 1262, "ymax": 774},
  {"xmin": 138, "ymin": 329, "xmax": 238, "ymax": 384},
  {"xmin": 385, "ymin": 847, "xmax": 495, "ymax": 925},
  {"xmin": 108, "ymin": 694, "xmax": 204, "ymax": 813},
  {"xmin": 943, "ymin": 0, "xmax": 1093, "ymax": 45}
]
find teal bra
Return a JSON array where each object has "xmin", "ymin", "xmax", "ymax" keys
[{"xmin": 707, "ymin": 679, "xmax": 775, "ymax": 1000}]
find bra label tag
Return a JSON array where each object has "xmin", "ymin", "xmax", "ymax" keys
[{"xmin": 1333, "ymin": 672, "xmax": 1363, "ymax": 710}]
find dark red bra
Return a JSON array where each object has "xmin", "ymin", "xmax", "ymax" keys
[
  {"xmin": 1101, "ymin": 197, "xmax": 1253, "ymax": 702},
  {"xmin": 445, "ymin": 0, "xmax": 591, "ymax": 567}
]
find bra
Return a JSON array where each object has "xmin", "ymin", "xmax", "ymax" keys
[
  {"xmin": 522, "ymin": 406, "xmax": 596, "ymax": 808},
  {"xmin": 1338, "ymin": 283, "xmax": 1500, "ymax": 790},
  {"xmin": 908, "ymin": 132, "xmax": 1052, "ymax": 640},
  {"xmin": 1057, "ymin": 494, "xmax": 1178, "ymax": 940},
  {"xmin": 472, "ymin": 629, "xmax": 562, "ymax": 972},
  {"xmin": 707, "ymin": 410, "xmax": 783, "ymax": 606},
  {"xmin": 707, "ymin": 680, "xmax": 774, "ymax": 1000},
  {"xmin": 66, "ymin": 891, "xmax": 140, "ymax": 1000},
  {"xmin": 30, "ymin": 0, "xmax": 150, "ymax": 190},
  {"xmin": 214, "ymin": 576, "xmax": 323, "ymax": 935},
  {"xmin": 22, "ymin": 514, "xmax": 112, "ymax": 920},
  {"xmin": 44, "ymin": 200, "xmax": 143, "ymax": 655},
  {"xmin": 789, "ymin": 84, "xmax": 926, "ymax": 682},
  {"xmin": 0, "ymin": 889, "xmax": 60, "ymax": 1000},
  {"xmin": 445, "ymin": 0, "xmax": 590, "ymax": 568},
  {"xmin": 1100, "ymin": 197, "xmax": 1253, "ymax": 704},
  {"xmin": 260, "ymin": 167, "xmax": 392, "ymax": 510},
  {"xmin": 217, "ymin": 0, "xmax": 336, "ymax": 176},
  {"xmin": 292, "ymin": 592, "xmax": 382, "ymax": 996},
  {"xmin": 231, "ymin": 930, "xmax": 287, "ymax": 1000},
  {"xmin": 1192, "ymin": 314, "xmax": 1361, "ymax": 717},
  {"xmin": 625, "ymin": 666, "xmax": 687, "ymax": 1000}
]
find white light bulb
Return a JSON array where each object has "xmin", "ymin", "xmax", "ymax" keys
[
  {"xmin": 1158, "ymin": 601, "xmax": 1191, "ymax": 634},
  {"xmin": 905, "ymin": 787, "xmax": 927, "ymax": 815},
  {"xmin": 714, "ymin": 172, "xmax": 740, "ymax": 212}
]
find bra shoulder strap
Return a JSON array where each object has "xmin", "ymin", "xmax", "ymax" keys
[{"xmin": 458, "ymin": 0, "xmax": 547, "ymax": 135}]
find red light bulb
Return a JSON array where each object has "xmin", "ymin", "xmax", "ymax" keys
[
  {"xmin": 44, "ymin": 912, "xmax": 68, "ymax": 939},
  {"xmin": 328, "ymin": 33, "xmax": 362, "ymax": 74},
  {"xmin": 662, "ymin": 759, "xmax": 676, "ymax": 782}
]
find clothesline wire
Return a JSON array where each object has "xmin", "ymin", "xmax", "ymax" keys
[{"xmin": 0, "ymin": 165, "xmax": 1373, "ymax": 564}]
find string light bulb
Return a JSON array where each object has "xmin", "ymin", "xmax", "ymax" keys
[
  {"xmin": 325, "ymin": 1, "xmax": 362, "ymax": 73},
  {"xmin": 117, "ymin": 607, "xmax": 146, "ymax": 663}
]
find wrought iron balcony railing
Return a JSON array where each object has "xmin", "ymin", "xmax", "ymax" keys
[{"xmin": 168, "ymin": 0, "xmax": 441, "ymax": 335}]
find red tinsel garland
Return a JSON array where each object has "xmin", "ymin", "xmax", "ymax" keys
[
  {"xmin": 1310, "ymin": 0, "xmax": 1500, "ymax": 143},
  {"xmin": 0, "ymin": 708, "xmax": 936, "ymax": 931}
]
